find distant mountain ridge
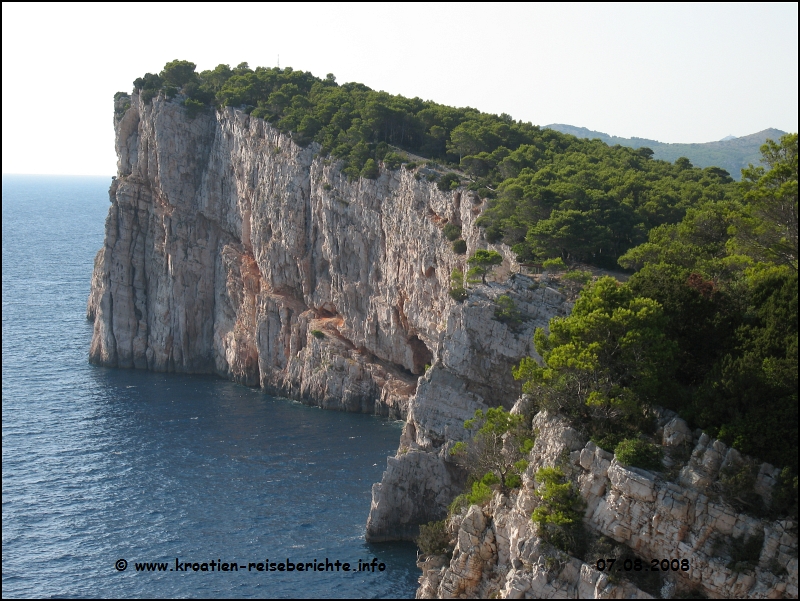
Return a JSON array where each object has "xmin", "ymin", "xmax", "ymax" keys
[{"xmin": 543, "ymin": 124, "xmax": 787, "ymax": 180}]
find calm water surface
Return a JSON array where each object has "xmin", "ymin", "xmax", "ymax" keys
[{"xmin": 2, "ymin": 175, "xmax": 418, "ymax": 598}]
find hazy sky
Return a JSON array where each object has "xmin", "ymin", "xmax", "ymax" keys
[{"xmin": 2, "ymin": 2, "xmax": 797, "ymax": 175}]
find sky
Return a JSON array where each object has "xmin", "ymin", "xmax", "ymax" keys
[{"xmin": 2, "ymin": 2, "xmax": 797, "ymax": 176}]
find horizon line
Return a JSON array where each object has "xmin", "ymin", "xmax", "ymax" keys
[{"xmin": 2, "ymin": 172, "xmax": 115, "ymax": 177}]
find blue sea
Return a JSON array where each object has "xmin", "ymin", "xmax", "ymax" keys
[{"xmin": 2, "ymin": 175, "xmax": 418, "ymax": 598}]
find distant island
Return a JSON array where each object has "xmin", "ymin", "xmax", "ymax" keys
[{"xmin": 544, "ymin": 124, "xmax": 787, "ymax": 180}]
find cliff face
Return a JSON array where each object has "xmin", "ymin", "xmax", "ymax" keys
[
  {"xmin": 418, "ymin": 406, "xmax": 798, "ymax": 599},
  {"xmin": 88, "ymin": 92, "xmax": 568, "ymax": 535},
  {"xmin": 91, "ymin": 93, "xmax": 469, "ymax": 413},
  {"xmin": 365, "ymin": 279, "xmax": 569, "ymax": 541}
]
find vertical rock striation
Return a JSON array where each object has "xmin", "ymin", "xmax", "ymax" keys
[{"xmin": 90, "ymin": 92, "xmax": 472, "ymax": 415}]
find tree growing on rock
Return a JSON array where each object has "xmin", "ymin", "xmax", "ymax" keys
[
  {"xmin": 360, "ymin": 158, "xmax": 379, "ymax": 179},
  {"xmin": 160, "ymin": 59, "xmax": 198, "ymax": 88},
  {"xmin": 531, "ymin": 467, "xmax": 586, "ymax": 554},
  {"xmin": 416, "ymin": 520, "xmax": 452, "ymax": 557},
  {"xmin": 466, "ymin": 249, "xmax": 503, "ymax": 284},
  {"xmin": 449, "ymin": 268, "xmax": 468, "ymax": 301}
]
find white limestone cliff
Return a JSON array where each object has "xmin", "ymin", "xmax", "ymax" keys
[
  {"xmin": 92, "ymin": 92, "xmax": 472, "ymax": 413},
  {"xmin": 365, "ymin": 279, "xmax": 569, "ymax": 541},
  {"xmin": 88, "ymin": 91, "xmax": 567, "ymax": 539}
]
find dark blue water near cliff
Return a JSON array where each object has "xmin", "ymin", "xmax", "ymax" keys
[{"xmin": 2, "ymin": 175, "xmax": 418, "ymax": 598}]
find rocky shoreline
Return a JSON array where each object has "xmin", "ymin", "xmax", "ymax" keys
[{"xmin": 88, "ymin": 91, "xmax": 567, "ymax": 536}]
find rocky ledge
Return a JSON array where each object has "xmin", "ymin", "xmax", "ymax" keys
[{"xmin": 417, "ymin": 406, "xmax": 798, "ymax": 599}]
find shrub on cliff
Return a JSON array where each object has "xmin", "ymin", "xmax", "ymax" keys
[
  {"xmin": 448, "ymin": 268, "xmax": 467, "ymax": 301},
  {"xmin": 437, "ymin": 172, "xmax": 460, "ymax": 191},
  {"xmin": 416, "ymin": 520, "xmax": 452, "ymax": 557},
  {"xmin": 771, "ymin": 468, "xmax": 799, "ymax": 519},
  {"xmin": 531, "ymin": 467, "xmax": 586, "ymax": 555},
  {"xmin": 542, "ymin": 257, "xmax": 566, "ymax": 272},
  {"xmin": 360, "ymin": 159, "xmax": 379, "ymax": 180},
  {"xmin": 342, "ymin": 165, "xmax": 361, "ymax": 181},
  {"xmin": 382, "ymin": 151, "xmax": 405, "ymax": 170},
  {"xmin": 447, "ymin": 473, "xmax": 502, "ymax": 515},
  {"xmin": 589, "ymin": 432, "xmax": 624, "ymax": 454},
  {"xmin": 443, "ymin": 223, "xmax": 462, "ymax": 241},
  {"xmin": 614, "ymin": 438, "xmax": 662, "ymax": 471},
  {"xmin": 493, "ymin": 294, "xmax": 523, "ymax": 330},
  {"xmin": 183, "ymin": 98, "xmax": 205, "ymax": 119}
]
